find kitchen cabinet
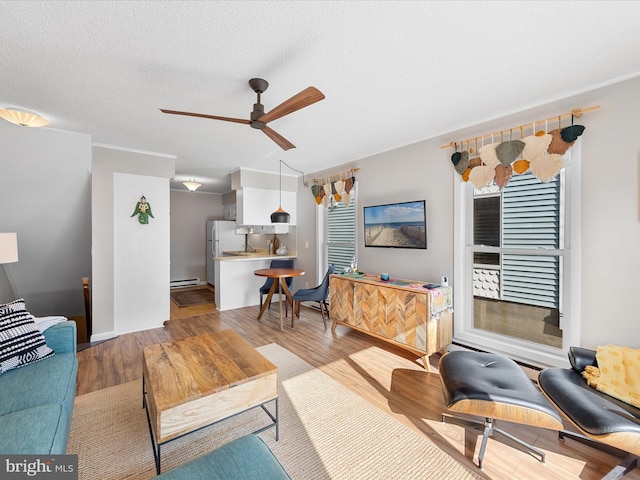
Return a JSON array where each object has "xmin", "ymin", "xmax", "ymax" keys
[
  {"xmin": 223, "ymin": 203, "xmax": 236, "ymax": 220},
  {"xmin": 330, "ymin": 274, "xmax": 453, "ymax": 369},
  {"xmin": 236, "ymin": 187, "xmax": 296, "ymax": 226},
  {"xmin": 253, "ymin": 225, "xmax": 289, "ymax": 234}
]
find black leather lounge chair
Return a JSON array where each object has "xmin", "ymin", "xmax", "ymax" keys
[{"xmin": 539, "ymin": 347, "xmax": 640, "ymax": 480}]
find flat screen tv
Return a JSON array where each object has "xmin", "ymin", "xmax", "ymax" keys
[{"xmin": 364, "ymin": 200, "xmax": 427, "ymax": 249}]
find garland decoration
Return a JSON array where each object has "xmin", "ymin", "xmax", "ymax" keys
[
  {"xmin": 444, "ymin": 106, "xmax": 598, "ymax": 189},
  {"xmin": 311, "ymin": 168, "xmax": 359, "ymax": 207}
]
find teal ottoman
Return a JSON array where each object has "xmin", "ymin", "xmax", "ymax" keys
[{"xmin": 155, "ymin": 435, "xmax": 290, "ymax": 479}]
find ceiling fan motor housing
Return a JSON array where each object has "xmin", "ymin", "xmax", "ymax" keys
[
  {"xmin": 249, "ymin": 78, "xmax": 269, "ymax": 129},
  {"xmin": 250, "ymin": 102, "xmax": 266, "ymax": 129}
]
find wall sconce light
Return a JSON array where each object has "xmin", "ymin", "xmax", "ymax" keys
[
  {"xmin": 0, "ymin": 233, "xmax": 19, "ymax": 264},
  {"xmin": 183, "ymin": 180, "xmax": 202, "ymax": 192},
  {"xmin": 270, "ymin": 160, "xmax": 306, "ymax": 223},
  {"xmin": 0, "ymin": 109, "xmax": 49, "ymax": 128}
]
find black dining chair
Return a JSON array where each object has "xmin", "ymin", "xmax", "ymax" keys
[
  {"xmin": 291, "ymin": 264, "xmax": 335, "ymax": 329},
  {"xmin": 259, "ymin": 259, "xmax": 295, "ymax": 314}
]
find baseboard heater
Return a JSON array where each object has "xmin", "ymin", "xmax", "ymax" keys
[{"xmin": 170, "ymin": 278, "xmax": 200, "ymax": 288}]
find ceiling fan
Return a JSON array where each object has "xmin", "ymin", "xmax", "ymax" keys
[{"xmin": 160, "ymin": 78, "xmax": 325, "ymax": 151}]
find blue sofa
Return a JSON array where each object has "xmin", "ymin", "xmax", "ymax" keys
[
  {"xmin": 0, "ymin": 321, "xmax": 78, "ymax": 454},
  {"xmin": 155, "ymin": 435, "xmax": 291, "ymax": 479}
]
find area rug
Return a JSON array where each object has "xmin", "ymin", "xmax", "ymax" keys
[
  {"xmin": 68, "ymin": 344, "xmax": 481, "ymax": 480},
  {"xmin": 170, "ymin": 288, "xmax": 214, "ymax": 307}
]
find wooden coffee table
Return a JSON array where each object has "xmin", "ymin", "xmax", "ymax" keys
[{"xmin": 142, "ymin": 330, "xmax": 279, "ymax": 474}]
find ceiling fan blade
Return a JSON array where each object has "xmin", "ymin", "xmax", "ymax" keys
[
  {"xmin": 258, "ymin": 86, "xmax": 325, "ymax": 124},
  {"xmin": 263, "ymin": 127, "xmax": 295, "ymax": 151},
  {"xmin": 160, "ymin": 109, "xmax": 250, "ymax": 125}
]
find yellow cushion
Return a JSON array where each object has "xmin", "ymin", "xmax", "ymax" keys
[{"xmin": 582, "ymin": 345, "xmax": 640, "ymax": 408}]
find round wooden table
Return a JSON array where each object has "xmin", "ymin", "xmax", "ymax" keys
[{"xmin": 254, "ymin": 268, "xmax": 305, "ymax": 331}]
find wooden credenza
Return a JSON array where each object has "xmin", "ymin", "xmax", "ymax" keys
[{"xmin": 329, "ymin": 274, "xmax": 453, "ymax": 368}]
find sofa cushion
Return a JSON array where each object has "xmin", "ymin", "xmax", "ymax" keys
[
  {"xmin": 0, "ymin": 404, "xmax": 70, "ymax": 454},
  {"xmin": 0, "ymin": 299, "xmax": 54, "ymax": 374},
  {"xmin": 155, "ymin": 435, "xmax": 291, "ymax": 480},
  {"xmin": 42, "ymin": 321, "xmax": 77, "ymax": 355},
  {"xmin": 0, "ymin": 352, "xmax": 77, "ymax": 417}
]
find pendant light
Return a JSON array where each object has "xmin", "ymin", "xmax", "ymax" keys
[{"xmin": 271, "ymin": 160, "xmax": 290, "ymax": 223}]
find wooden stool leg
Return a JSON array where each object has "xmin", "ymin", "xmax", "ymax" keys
[{"xmin": 291, "ymin": 301, "xmax": 295, "ymax": 328}]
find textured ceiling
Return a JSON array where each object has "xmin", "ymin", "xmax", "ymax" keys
[{"xmin": 2, "ymin": 1, "xmax": 640, "ymax": 193}]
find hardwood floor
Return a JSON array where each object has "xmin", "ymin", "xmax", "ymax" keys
[{"xmin": 76, "ymin": 289, "xmax": 639, "ymax": 480}]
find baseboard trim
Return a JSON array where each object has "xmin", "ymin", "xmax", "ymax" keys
[
  {"xmin": 90, "ymin": 331, "xmax": 118, "ymax": 342},
  {"xmin": 170, "ymin": 278, "xmax": 201, "ymax": 288},
  {"xmin": 77, "ymin": 339, "xmax": 113, "ymax": 352}
]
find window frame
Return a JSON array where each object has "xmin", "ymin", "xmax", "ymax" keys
[{"xmin": 453, "ymin": 143, "xmax": 582, "ymax": 368}]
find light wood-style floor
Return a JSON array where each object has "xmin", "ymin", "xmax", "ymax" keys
[{"xmin": 76, "ymin": 286, "xmax": 639, "ymax": 480}]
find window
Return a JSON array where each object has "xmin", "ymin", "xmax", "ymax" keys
[
  {"xmin": 454, "ymin": 146, "xmax": 581, "ymax": 367},
  {"xmin": 317, "ymin": 183, "xmax": 357, "ymax": 279},
  {"xmin": 327, "ymin": 193, "xmax": 356, "ymax": 273}
]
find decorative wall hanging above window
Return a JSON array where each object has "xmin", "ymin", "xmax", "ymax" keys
[
  {"xmin": 444, "ymin": 106, "xmax": 599, "ymax": 189},
  {"xmin": 131, "ymin": 195, "xmax": 154, "ymax": 224},
  {"xmin": 311, "ymin": 168, "xmax": 359, "ymax": 208}
]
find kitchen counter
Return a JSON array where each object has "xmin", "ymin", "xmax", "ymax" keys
[
  {"xmin": 213, "ymin": 251, "xmax": 299, "ymax": 310},
  {"xmin": 216, "ymin": 249, "xmax": 297, "ymax": 261}
]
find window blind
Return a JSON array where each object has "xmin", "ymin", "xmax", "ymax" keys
[
  {"xmin": 502, "ymin": 172, "xmax": 560, "ymax": 308},
  {"xmin": 327, "ymin": 197, "xmax": 356, "ymax": 272}
]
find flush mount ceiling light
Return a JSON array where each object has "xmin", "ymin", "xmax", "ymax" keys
[
  {"xmin": 0, "ymin": 108, "xmax": 49, "ymax": 127},
  {"xmin": 182, "ymin": 180, "xmax": 202, "ymax": 192}
]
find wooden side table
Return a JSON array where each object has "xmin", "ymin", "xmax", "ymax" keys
[{"xmin": 254, "ymin": 268, "xmax": 305, "ymax": 330}]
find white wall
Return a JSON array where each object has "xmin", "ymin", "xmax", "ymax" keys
[
  {"xmin": 296, "ymin": 139, "xmax": 454, "ymax": 292},
  {"xmin": 114, "ymin": 173, "xmax": 170, "ymax": 334},
  {"xmin": 0, "ymin": 122, "xmax": 91, "ymax": 316},
  {"xmin": 354, "ymin": 139, "xmax": 454, "ymax": 283},
  {"xmin": 91, "ymin": 145, "xmax": 175, "ymax": 340},
  {"xmin": 298, "ymin": 75, "xmax": 640, "ymax": 351},
  {"xmin": 571, "ymin": 77, "xmax": 640, "ymax": 347},
  {"xmin": 170, "ymin": 189, "xmax": 224, "ymax": 283},
  {"xmin": 0, "ymin": 268, "xmax": 15, "ymax": 304}
]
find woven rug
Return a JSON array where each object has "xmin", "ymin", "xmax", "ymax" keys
[
  {"xmin": 170, "ymin": 288, "xmax": 214, "ymax": 307},
  {"xmin": 68, "ymin": 343, "xmax": 481, "ymax": 480}
]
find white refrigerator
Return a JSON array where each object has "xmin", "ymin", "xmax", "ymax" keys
[{"xmin": 206, "ymin": 220, "xmax": 245, "ymax": 286}]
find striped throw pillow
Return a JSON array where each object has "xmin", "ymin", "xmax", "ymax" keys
[{"xmin": 0, "ymin": 299, "xmax": 54, "ymax": 374}]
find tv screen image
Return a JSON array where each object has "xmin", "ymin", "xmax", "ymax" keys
[{"xmin": 364, "ymin": 200, "xmax": 427, "ymax": 249}]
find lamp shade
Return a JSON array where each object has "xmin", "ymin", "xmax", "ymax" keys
[
  {"xmin": 0, "ymin": 109, "xmax": 49, "ymax": 127},
  {"xmin": 270, "ymin": 207, "xmax": 290, "ymax": 223},
  {"xmin": 0, "ymin": 233, "xmax": 19, "ymax": 264},
  {"xmin": 183, "ymin": 181, "xmax": 202, "ymax": 192}
]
